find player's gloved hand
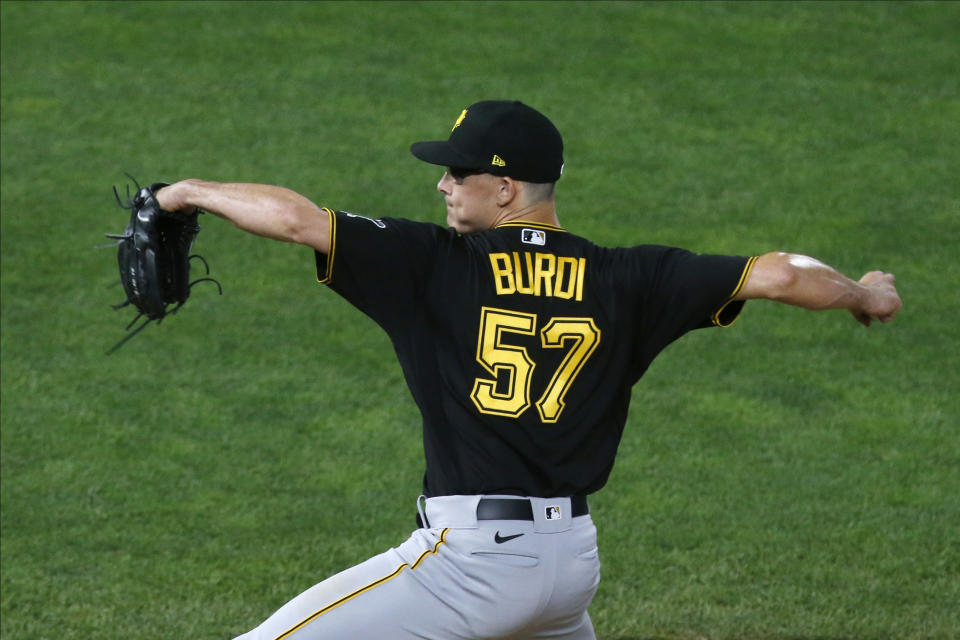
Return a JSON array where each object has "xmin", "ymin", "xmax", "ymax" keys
[{"xmin": 103, "ymin": 176, "xmax": 221, "ymax": 353}]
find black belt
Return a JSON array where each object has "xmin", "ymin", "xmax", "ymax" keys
[
  {"xmin": 417, "ymin": 496, "xmax": 589, "ymax": 528},
  {"xmin": 477, "ymin": 496, "xmax": 589, "ymax": 520}
]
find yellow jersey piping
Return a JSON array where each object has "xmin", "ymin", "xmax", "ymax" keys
[
  {"xmin": 271, "ymin": 528, "xmax": 449, "ymax": 639},
  {"xmin": 316, "ymin": 207, "xmax": 336, "ymax": 285},
  {"xmin": 494, "ymin": 221, "xmax": 567, "ymax": 233},
  {"xmin": 712, "ymin": 255, "xmax": 759, "ymax": 327}
]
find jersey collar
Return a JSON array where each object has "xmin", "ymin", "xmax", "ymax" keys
[{"xmin": 494, "ymin": 221, "xmax": 567, "ymax": 233}]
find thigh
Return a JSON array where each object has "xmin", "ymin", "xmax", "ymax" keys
[
  {"xmin": 233, "ymin": 520, "xmax": 599, "ymax": 640},
  {"xmin": 530, "ymin": 612, "xmax": 596, "ymax": 640},
  {"xmin": 529, "ymin": 518, "xmax": 600, "ymax": 640},
  {"xmin": 233, "ymin": 528, "xmax": 471, "ymax": 640}
]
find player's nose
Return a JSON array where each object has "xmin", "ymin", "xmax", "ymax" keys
[{"xmin": 437, "ymin": 171, "xmax": 453, "ymax": 195}]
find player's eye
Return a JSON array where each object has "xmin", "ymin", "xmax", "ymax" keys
[{"xmin": 448, "ymin": 167, "xmax": 484, "ymax": 184}]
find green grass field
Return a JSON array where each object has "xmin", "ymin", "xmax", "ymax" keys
[{"xmin": 2, "ymin": 2, "xmax": 958, "ymax": 638}]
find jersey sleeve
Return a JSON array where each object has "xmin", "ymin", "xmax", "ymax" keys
[
  {"xmin": 315, "ymin": 210, "xmax": 447, "ymax": 330},
  {"xmin": 639, "ymin": 247, "xmax": 757, "ymax": 348}
]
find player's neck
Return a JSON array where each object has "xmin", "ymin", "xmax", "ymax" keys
[{"xmin": 491, "ymin": 201, "xmax": 560, "ymax": 229}]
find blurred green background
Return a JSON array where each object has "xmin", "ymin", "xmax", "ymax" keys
[{"xmin": 2, "ymin": 2, "xmax": 958, "ymax": 638}]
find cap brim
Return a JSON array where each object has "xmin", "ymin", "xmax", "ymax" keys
[{"xmin": 410, "ymin": 141, "xmax": 479, "ymax": 169}]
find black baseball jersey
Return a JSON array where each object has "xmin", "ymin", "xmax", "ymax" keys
[{"xmin": 316, "ymin": 210, "xmax": 757, "ymax": 498}]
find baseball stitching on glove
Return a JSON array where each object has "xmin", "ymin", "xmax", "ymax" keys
[{"xmin": 103, "ymin": 175, "xmax": 222, "ymax": 354}]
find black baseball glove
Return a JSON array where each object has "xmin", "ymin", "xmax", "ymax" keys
[{"xmin": 103, "ymin": 176, "xmax": 221, "ymax": 353}]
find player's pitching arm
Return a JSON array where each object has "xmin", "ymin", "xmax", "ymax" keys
[
  {"xmin": 155, "ymin": 179, "xmax": 331, "ymax": 254},
  {"xmin": 736, "ymin": 252, "xmax": 902, "ymax": 327}
]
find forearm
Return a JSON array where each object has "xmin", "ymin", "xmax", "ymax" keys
[
  {"xmin": 156, "ymin": 179, "xmax": 331, "ymax": 252},
  {"xmin": 764, "ymin": 254, "xmax": 865, "ymax": 310},
  {"xmin": 738, "ymin": 252, "xmax": 901, "ymax": 326}
]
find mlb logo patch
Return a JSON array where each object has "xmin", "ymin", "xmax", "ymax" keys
[
  {"xmin": 545, "ymin": 505, "xmax": 561, "ymax": 520},
  {"xmin": 522, "ymin": 229, "xmax": 546, "ymax": 246}
]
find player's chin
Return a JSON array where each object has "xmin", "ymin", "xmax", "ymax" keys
[{"xmin": 447, "ymin": 212, "xmax": 469, "ymax": 233}]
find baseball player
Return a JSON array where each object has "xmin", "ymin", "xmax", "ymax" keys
[{"xmin": 156, "ymin": 100, "xmax": 902, "ymax": 640}]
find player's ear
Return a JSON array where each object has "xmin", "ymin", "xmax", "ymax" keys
[{"xmin": 495, "ymin": 177, "xmax": 518, "ymax": 207}]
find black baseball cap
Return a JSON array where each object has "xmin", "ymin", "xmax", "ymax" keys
[{"xmin": 410, "ymin": 100, "xmax": 564, "ymax": 183}]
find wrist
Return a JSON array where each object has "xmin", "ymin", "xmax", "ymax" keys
[{"xmin": 157, "ymin": 179, "xmax": 200, "ymax": 213}]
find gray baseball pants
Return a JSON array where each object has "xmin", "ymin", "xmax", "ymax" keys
[{"xmin": 232, "ymin": 495, "xmax": 601, "ymax": 639}]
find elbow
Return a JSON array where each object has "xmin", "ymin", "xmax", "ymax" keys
[
  {"xmin": 754, "ymin": 252, "xmax": 801, "ymax": 302},
  {"xmin": 284, "ymin": 204, "xmax": 330, "ymax": 252},
  {"xmin": 261, "ymin": 194, "xmax": 313, "ymax": 244},
  {"xmin": 770, "ymin": 258, "xmax": 801, "ymax": 300},
  {"xmin": 280, "ymin": 207, "xmax": 309, "ymax": 244}
]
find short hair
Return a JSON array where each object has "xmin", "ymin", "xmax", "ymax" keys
[{"xmin": 522, "ymin": 181, "xmax": 556, "ymax": 205}]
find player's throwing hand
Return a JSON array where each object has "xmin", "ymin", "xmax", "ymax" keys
[{"xmin": 853, "ymin": 270, "xmax": 902, "ymax": 326}]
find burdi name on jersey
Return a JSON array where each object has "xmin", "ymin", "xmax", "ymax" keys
[{"xmin": 488, "ymin": 252, "xmax": 586, "ymax": 301}]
